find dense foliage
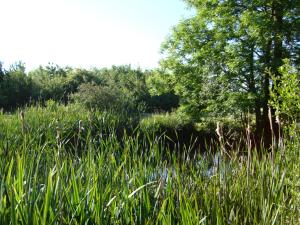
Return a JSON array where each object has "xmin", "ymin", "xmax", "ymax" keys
[
  {"xmin": 155, "ymin": 0, "xmax": 300, "ymax": 144},
  {"xmin": 0, "ymin": 63, "xmax": 178, "ymax": 113}
]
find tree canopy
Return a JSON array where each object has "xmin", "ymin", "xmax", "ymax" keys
[{"xmin": 157, "ymin": 0, "xmax": 299, "ymax": 142}]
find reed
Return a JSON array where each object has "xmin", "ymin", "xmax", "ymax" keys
[{"xmin": 0, "ymin": 104, "xmax": 298, "ymax": 224}]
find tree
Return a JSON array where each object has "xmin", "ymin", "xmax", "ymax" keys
[
  {"xmin": 29, "ymin": 64, "xmax": 73, "ymax": 103},
  {"xmin": 0, "ymin": 62, "xmax": 32, "ymax": 110},
  {"xmin": 159, "ymin": 0, "xmax": 300, "ymax": 146}
]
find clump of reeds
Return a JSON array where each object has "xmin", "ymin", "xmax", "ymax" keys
[{"xmin": 0, "ymin": 104, "xmax": 298, "ymax": 224}]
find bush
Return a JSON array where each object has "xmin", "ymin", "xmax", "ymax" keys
[
  {"xmin": 71, "ymin": 83, "xmax": 143, "ymax": 115},
  {"xmin": 270, "ymin": 60, "xmax": 300, "ymax": 124}
]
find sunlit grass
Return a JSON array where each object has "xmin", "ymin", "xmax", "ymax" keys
[{"xmin": 0, "ymin": 104, "xmax": 299, "ymax": 224}]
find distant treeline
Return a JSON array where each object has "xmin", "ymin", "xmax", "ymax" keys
[{"xmin": 0, "ymin": 62, "xmax": 178, "ymax": 113}]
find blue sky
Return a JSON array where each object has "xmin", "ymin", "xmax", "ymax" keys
[{"xmin": 0, "ymin": 0, "xmax": 192, "ymax": 70}]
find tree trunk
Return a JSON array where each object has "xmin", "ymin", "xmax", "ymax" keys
[
  {"xmin": 262, "ymin": 39, "xmax": 272, "ymax": 149},
  {"xmin": 248, "ymin": 44, "xmax": 262, "ymax": 148},
  {"xmin": 261, "ymin": 1, "xmax": 284, "ymax": 150},
  {"xmin": 273, "ymin": 1, "xmax": 283, "ymax": 75},
  {"xmin": 270, "ymin": 1, "xmax": 284, "ymax": 145}
]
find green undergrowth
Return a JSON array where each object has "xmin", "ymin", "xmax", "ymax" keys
[
  {"xmin": 140, "ymin": 113, "xmax": 191, "ymax": 132},
  {"xmin": 0, "ymin": 105, "xmax": 299, "ymax": 224},
  {"xmin": 140, "ymin": 113, "xmax": 244, "ymax": 134}
]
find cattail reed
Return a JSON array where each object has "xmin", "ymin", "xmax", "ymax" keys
[
  {"xmin": 216, "ymin": 122, "xmax": 225, "ymax": 156},
  {"xmin": 20, "ymin": 110, "xmax": 25, "ymax": 133},
  {"xmin": 246, "ymin": 123, "xmax": 252, "ymax": 175},
  {"xmin": 76, "ymin": 120, "xmax": 84, "ymax": 151},
  {"xmin": 268, "ymin": 107, "xmax": 275, "ymax": 164}
]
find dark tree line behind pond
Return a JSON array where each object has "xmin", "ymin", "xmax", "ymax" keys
[{"xmin": 0, "ymin": 63, "xmax": 179, "ymax": 113}]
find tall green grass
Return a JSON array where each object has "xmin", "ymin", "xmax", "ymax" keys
[{"xmin": 0, "ymin": 104, "xmax": 299, "ymax": 224}]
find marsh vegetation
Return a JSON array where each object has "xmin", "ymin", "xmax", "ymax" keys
[{"xmin": 0, "ymin": 0, "xmax": 299, "ymax": 224}]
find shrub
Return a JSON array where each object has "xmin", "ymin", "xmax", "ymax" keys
[
  {"xmin": 71, "ymin": 83, "xmax": 142, "ymax": 115},
  {"xmin": 270, "ymin": 59, "xmax": 300, "ymax": 124}
]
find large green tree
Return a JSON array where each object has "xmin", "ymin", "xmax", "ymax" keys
[{"xmin": 159, "ymin": 0, "xmax": 299, "ymax": 145}]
